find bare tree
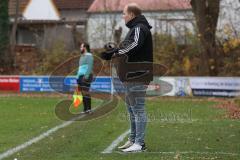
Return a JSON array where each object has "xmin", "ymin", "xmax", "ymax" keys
[
  {"xmin": 8, "ymin": 0, "xmax": 20, "ymax": 72},
  {"xmin": 10, "ymin": 0, "xmax": 19, "ymax": 54},
  {"xmin": 190, "ymin": 0, "xmax": 220, "ymax": 76},
  {"xmin": 104, "ymin": 0, "xmax": 121, "ymax": 44},
  {"xmin": 114, "ymin": 26, "xmax": 122, "ymax": 44}
]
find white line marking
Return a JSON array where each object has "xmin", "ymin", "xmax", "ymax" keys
[
  {"xmin": 115, "ymin": 151, "xmax": 240, "ymax": 156},
  {"xmin": 102, "ymin": 130, "xmax": 130, "ymax": 154},
  {"xmin": 0, "ymin": 113, "xmax": 88, "ymax": 160}
]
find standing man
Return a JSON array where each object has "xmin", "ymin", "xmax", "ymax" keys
[
  {"xmin": 77, "ymin": 42, "xmax": 94, "ymax": 114},
  {"xmin": 101, "ymin": 3, "xmax": 153, "ymax": 152}
]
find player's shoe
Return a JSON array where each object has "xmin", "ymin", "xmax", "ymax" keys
[
  {"xmin": 86, "ymin": 109, "xmax": 93, "ymax": 114},
  {"xmin": 81, "ymin": 110, "xmax": 92, "ymax": 114},
  {"xmin": 122, "ymin": 143, "xmax": 147, "ymax": 152},
  {"xmin": 118, "ymin": 140, "xmax": 134, "ymax": 149}
]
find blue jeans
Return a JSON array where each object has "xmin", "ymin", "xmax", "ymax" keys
[{"xmin": 124, "ymin": 82, "xmax": 147, "ymax": 145}]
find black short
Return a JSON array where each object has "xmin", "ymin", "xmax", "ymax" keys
[{"xmin": 77, "ymin": 74, "xmax": 93, "ymax": 88}]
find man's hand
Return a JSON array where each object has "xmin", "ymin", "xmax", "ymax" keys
[{"xmin": 100, "ymin": 48, "xmax": 119, "ymax": 60}]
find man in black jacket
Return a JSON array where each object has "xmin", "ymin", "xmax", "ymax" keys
[{"xmin": 101, "ymin": 3, "xmax": 153, "ymax": 152}]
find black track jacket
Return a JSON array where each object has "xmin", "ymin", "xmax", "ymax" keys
[
  {"xmin": 115, "ymin": 15, "xmax": 153, "ymax": 84},
  {"xmin": 101, "ymin": 15, "xmax": 153, "ymax": 84}
]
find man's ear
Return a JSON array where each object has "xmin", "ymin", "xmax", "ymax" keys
[{"xmin": 131, "ymin": 13, "xmax": 135, "ymax": 19}]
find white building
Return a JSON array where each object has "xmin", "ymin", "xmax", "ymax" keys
[
  {"xmin": 87, "ymin": 0, "xmax": 194, "ymax": 49},
  {"xmin": 87, "ymin": 0, "xmax": 240, "ymax": 49},
  {"xmin": 8, "ymin": 0, "xmax": 93, "ymax": 47},
  {"xmin": 217, "ymin": 0, "xmax": 240, "ymax": 39}
]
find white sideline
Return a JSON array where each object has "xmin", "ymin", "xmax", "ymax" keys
[
  {"xmin": 150, "ymin": 151, "xmax": 239, "ymax": 156},
  {"xmin": 0, "ymin": 114, "xmax": 86, "ymax": 160},
  {"xmin": 102, "ymin": 130, "xmax": 130, "ymax": 154},
  {"xmin": 103, "ymin": 132, "xmax": 239, "ymax": 156},
  {"xmin": 115, "ymin": 151, "xmax": 240, "ymax": 156}
]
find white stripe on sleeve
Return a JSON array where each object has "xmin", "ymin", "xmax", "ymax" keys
[{"xmin": 118, "ymin": 27, "xmax": 140, "ymax": 54}]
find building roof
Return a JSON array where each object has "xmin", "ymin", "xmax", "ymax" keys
[
  {"xmin": 88, "ymin": 0, "xmax": 191, "ymax": 13},
  {"xmin": 53, "ymin": 0, "xmax": 94, "ymax": 10},
  {"xmin": 8, "ymin": 0, "xmax": 94, "ymax": 16},
  {"xmin": 9, "ymin": 0, "xmax": 60, "ymax": 20},
  {"xmin": 8, "ymin": 0, "xmax": 30, "ymax": 16}
]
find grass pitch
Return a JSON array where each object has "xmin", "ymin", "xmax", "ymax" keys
[{"xmin": 0, "ymin": 95, "xmax": 239, "ymax": 160}]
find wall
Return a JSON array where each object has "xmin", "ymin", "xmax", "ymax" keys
[
  {"xmin": 87, "ymin": 1, "xmax": 240, "ymax": 49},
  {"xmin": 23, "ymin": 0, "xmax": 60, "ymax": 20},
  {"xmin": 87, "ymin": 10, "xmax": 194, "ymax": 49},
  {"xmin": 59, "ymin": 9, "xmax": 87, "ymax": 21},
  {"xmin": 217, "ymin": 0, "xmax": 240, "ymax": 38},
  {"xmin": 1, "ymin": 76, "xmax": 240, "ymax": 97}
]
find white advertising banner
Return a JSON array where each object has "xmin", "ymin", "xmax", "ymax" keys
[
  {"xmin": 148, "ymin": 77, "xmax": 240, "ymax": 97},
  {"xmin": 190, "ymin": 77, "xmax": 240, "ymax": 97},
  {"xmin": 147, "ymin": 77, "xmax": 192, "ymax": 96},
  {"xmin": 190, "ymin": 77, "xmax": 240, "ymax": 90}
]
